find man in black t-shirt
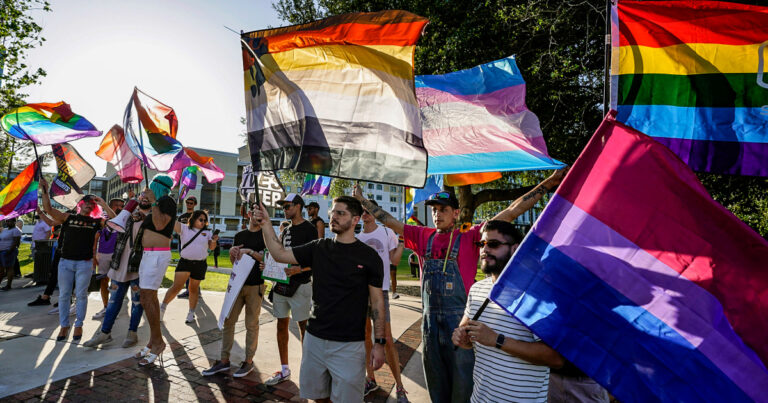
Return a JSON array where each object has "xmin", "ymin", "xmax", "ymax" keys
[
  {"xmin": 306, "ymin": 201, "xmax": 325, "ymax": 239},
  {"xmin": 264, "ymin": 193, "xmax": 318, "ymax": 386},
  {"xmin": 253, "ymin": 196, "xmax": 386, "ymax": 402},
  {"xmin": 203, "ymin": 202, "xmax": 266, "ymax": 378}
]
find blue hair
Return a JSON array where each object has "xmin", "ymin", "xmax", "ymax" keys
[{"xmin": 149, "ymin": 174, "xmax": 174, "ymax": 200}]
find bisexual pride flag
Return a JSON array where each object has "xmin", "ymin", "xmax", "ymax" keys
[
  {"xmin": 416, "ymin": 56, "xmax": 564, "ymax": 175},
  {"xmin": 0, "ymin": 161, "xmax": 38, "ymax": 220},
  {"xmin": 1, "ymin": 102, "xmax": 100, "ymax": 145},
  {"xmin": 613, "ymin": 1, "xmax": 768, "ymax": 176},
  {"xmin": 490, "ymin": 114, "xmax": 768, "ymax": 402},
  {"xmin": 241, "ymin": 10, "xmax": 429, "ymax": 187}
]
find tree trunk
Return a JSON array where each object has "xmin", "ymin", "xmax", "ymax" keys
[{"xmin": 454, "ymin": 184, "xmax": 536, "ymax": 224}]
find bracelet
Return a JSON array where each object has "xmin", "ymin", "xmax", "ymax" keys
[{"xmin": 374, "ymin": 338, "xmax": 386, "ymax": 345}]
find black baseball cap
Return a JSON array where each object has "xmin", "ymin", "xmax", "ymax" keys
[
  {"xmin": 424, "ymin": 191, "xmax": 459, "ymax": 209},
  {"xmin": 307, "ymin": 201, "xmax": 320, "ymax": 209}
]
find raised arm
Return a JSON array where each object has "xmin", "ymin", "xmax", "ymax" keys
[
  {"xmin": 38, "ymin": 178, "xmax": 69, "ymax": 225},
  {"xmin": 37, "ymin": 207, "xmax": 56, "ymax": 227},
  {"xmin": 492, "ymin": 168, "xmax": 568, "ymax": 222},
  {"xmin": 252, "ymin": 202, "xmax": 298, "ymax": 265},
  {"xmin": 353, "ymin": 185, "xmax": 404, "ymax": 235},
  {"xmin": 93, "ymin": 196, "xmax": 116, "ymax": 219}
]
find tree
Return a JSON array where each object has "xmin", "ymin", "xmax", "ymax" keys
[
  {"xmin": 0, "ymin": 0, "xmax": 50, "ymax": 184},
  {"xmin": 271, "ymin": 0, "xmax": 768, "ymax": 236}
]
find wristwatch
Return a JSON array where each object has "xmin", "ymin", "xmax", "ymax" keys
[
  {"xmin": 495, "ymin": 333, "xmax": 505, "ymax": 349},
  {"xmin": 374, "ymin": 338, "xmax": 386, "ymax": 345}
]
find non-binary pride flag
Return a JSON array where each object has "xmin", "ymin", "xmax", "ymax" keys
[
  {"xmin": 0, "ymin": 161, "xmax": 38, "ymax": 220},
  {"xmin": 416, "ymin": 56, "xmax": 564, "ymax": 175},
  {"xmin": 241, "ymin": 10, "xmax": 429, "ymax": 187},
  {"xmin": 613, "ymin": 0, "xmax": 768, "ymax": 176},
  {"xmin": 1, "ymin": 102, "xmax": 100, "ymax": 145},
  {"xmin": 490, "ymin": 113, "xmax": 768, "ymax": 402}
]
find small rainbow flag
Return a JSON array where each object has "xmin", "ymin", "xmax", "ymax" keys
[
  {"xmin": 0, "ymin": 102, "xmax": 100, "ymax": 145},
  {"xmin": 178, "ymin": 166, "xmax": 198, "ymax": 200},
  {"xmin": 0, "ymin": 161, "xmax": 39, "ymax": 220},
  {"xmin": 613, "ymin": 1, "xmax": 768, "ymax": 176},
  {"xmin": 300, "ymin": 174, "xmax": 331, "ymax": 196}
]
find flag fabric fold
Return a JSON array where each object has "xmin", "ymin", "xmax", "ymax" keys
[
  {"xmin": 0, "ymin": 102, "xmax": 100, "ymax": 145},
  {"xmin": 178, "ymin": 166, "xmax": 198, "ymax": 200},
  {"xmin": 168, "ymin": 147, "xmax": 225, "ymax": 186},
  {"xmin": 405, "ymin": 174, "xmax": 443, "ymax": 218},
  {"xmin": 123, "ymin": 87, "xmax": 183, "ymax": 171},
  {"xmin": 612, "ymin": 0, "xmax": 768, "ymax": 176},
  {"xmin": 51, "ymin": 143, "xmax": 96, "ymax": 209},
  {"xmin": 490, "ymin": 114, "xmax": 768, "ymax": 402},
  {"xmin": 95, "ymin": 125, "xmax": 144, "ymax": 184},
  {"xmin": 416, "ymin": 56, "xmax": 564, "ymax": 175},
  {"xmin": 0, "ymin": 161, "xmax": 39, "ymax": 220},
  {"xmin": 300, "ymin": 174, "xmax": 331, "ymax": 196},
  {"xmin": 241, "ymin": 10, "xmax": 429, "ymax": 187}
]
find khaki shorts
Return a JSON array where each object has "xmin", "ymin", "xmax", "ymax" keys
[
  {"xmin": 272, "ymin": 282, "xmax": 312, "ymax": 322},
  {"xmin": 300, "ymin": 332, "xmax": 365, "ymax": 401},
  {"xmin": 96, "ymin": 252, "xmax": 113, "ymax": 275}
]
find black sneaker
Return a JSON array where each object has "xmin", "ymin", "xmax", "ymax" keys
[
  {"xmin": 201, "ymin": 360, "xmax": 231, "ymax": 376},
  {"xmin": 178, "ymin": 290, "xmax": 190, "ymax": 299},
  {"xmin": 28, "ymin": 295, "xmax": 51, "ymax": 306},
  {"xmin": 233, "ymin": 362, "xmax": 254, "ymax": 378}
]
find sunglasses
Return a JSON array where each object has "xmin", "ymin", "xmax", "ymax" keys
[
  {"xmin": 281, "ymin": 203, "xmax": 293, "ymax": 209},
  {"xmin": 474, "ymin": 240, "xmax": 512, "ymax": 248},
  {"xmin": 186, "ymin": 200, "xmax": 195, "ymax": 204},
  {"xmin": 197, "ymin": 217, "xmax": 207, "ymax": 222}
]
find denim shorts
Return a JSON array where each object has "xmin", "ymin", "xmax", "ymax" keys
[{"xmin": 0, "ymin": 249, "xmax": 18, "ymax": 267}]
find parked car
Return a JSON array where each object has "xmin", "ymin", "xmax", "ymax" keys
[{"xmin": 218, "ymin": 237, "xmax": 234, "ymax": 250}]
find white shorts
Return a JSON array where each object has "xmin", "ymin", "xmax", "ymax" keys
[
  {"xmin": 272, "ymin": 282, "xmax": 312, "ymax": 322},
  {"xmin": 138, "ymin": 250, "xmax": 171, "ymax": 290}
]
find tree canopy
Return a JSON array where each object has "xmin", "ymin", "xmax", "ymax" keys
[{"xmin": 269, "ymin": 0, "xmax": 768, "ymax": 236}]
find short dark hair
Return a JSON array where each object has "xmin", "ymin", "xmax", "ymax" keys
[
  {"xmin": 333, "ymin": 196, "xmax": 363, "ymax": 217},
  {"xmin": 482, "ymin": 220, "xmax": 523, "ymax": 245},
  {"xmin": 188, "ymin": 210, "xmax": 209, "ymax": 229}
]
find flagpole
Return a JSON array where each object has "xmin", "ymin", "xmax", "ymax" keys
[{"xmin": 135, "ymin": 102, "xmax": 150, "ymax": 188}]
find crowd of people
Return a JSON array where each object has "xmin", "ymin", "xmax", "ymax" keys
[{"xmin": 1, "ymin": 168, "xmax": 615, "ymax": 402}]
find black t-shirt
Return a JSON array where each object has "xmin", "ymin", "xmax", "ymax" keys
[
  {"xmin": 310, "ymin": 217, "xmax": 325, "ymax": 231},
  {"xmin": 178, "ymin": 212, "xmax": 192, "ymax": 224},
  {"xmin": 234, "ymin": 229, "xmax": 265, "ymax": 286},
  {"xmin": 281, "ymin": 220, "xmax": 318, "ymax": 284},
  {"xmin": 61, "ymin": 214, "xmax": 102, "ymax": 260},
  {"xmin": 293, "ymin": 238, "xmax": 383, "ymax": 342}
]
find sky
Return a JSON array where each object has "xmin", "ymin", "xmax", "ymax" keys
[{"xmin": 21, "ymin": 0, "xmax": 282, "ymax": 175}]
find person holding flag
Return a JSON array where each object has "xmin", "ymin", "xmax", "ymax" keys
[{"xmin": 39, "ymin": 177, "xmax": 116, "ymax": 342}]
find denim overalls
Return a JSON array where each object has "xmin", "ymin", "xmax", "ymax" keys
[{"xmin": 421, "ymin": 231, "xmax": 475, "ymax": 402}]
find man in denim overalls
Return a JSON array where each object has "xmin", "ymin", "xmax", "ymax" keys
[{"xmin": 353, "ymin": 169, "xmax": 567, "ymax": 402}]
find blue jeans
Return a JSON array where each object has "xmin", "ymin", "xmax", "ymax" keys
[
  {"xmin": 102, "ymin": 278, "xmax": 143, "ymax": 333},
  {"xmin": 58, "ymin": 258, "xmax": 92, "ymax": 328}
]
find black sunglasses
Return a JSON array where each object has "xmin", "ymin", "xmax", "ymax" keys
[
  {"xmin": 474, "ymin": 240, "xmax": 512, "ymax": 248},
  {"xmin": 281, "ymin": 203, "xmax": 293, "ymax": 209}
]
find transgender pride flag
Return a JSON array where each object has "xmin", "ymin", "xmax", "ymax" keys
[
  {"xmin": 490, "ymin": 113, "xmax": 768, "ymax": 402},
  {"xmin": 416, "ymin": 56, "xmax": 564, "ymax": 175}
]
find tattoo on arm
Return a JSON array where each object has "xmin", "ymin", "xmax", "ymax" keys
[
  {"xmin": 361, "ymin": 199, "xmax": 393, "ymax": 223},
  {"xmin": 522, "ymin": 185, "xmax": 549, "ymax": 202},
  {"xmin": 372, "ymin": 306, "xmax": 385, "ymax": 339}
]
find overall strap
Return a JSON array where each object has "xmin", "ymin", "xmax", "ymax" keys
[
  {"xmin": 425, "ymin": 231, "xmax": 437, "ymax": 259},
  {"xmin": 448, "ymin": 232, "xmax": 462, "ymax": 260}
]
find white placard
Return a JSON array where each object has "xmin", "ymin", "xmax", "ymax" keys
[
  {"xmin": 218, "ymin": 254, "xmax": 255, "ymax": 330},
  {"xmin": 261, "ymin": 250, "xmax": 289, "ymax": 283}
]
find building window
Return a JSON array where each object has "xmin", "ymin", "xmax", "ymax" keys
[
  {"xmin": 376, "ymin": 184, "xmax": 382, "ymax": 190},
  {"xmin": 286, "ymin": 186, "xmax": 291, "ymax": 192},
  {"xmin": 376, "ymin": 195, "xmax": 382, "ymax": 201},
  {"xmin": 368, "ymin": 183, "xmax": 374, "ymax": 190},
  {"xmin": 390, "ymin": 186, "xmax": 397, "ymax": 192},
  {"xmin": 390, "ymin": 206, "xmax": 397, "ymax": 212},
  {"xmin": 390, "ymin": 196, "xmax": 397, "ymax": 203}
]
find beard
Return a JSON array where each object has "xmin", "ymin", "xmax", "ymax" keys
[
  {"xmin": 138, "ymin": 202, "xmax": 152, "ymax": 210},
  {"xmin": 330, "ymin": 219, "xmax": 352, "ymax": 234},
  {"xmin": 480, "ymin": 252, "xmax": 511, "ymax": 276}
]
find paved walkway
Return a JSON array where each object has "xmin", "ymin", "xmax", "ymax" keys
[{"xmin": 0, "ymin": 277, "xmax": 427, "ymax": 402}]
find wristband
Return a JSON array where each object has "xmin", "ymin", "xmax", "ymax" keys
[{"xmin": 374, "ymin": 338, "xmax": 386, "ymax": 345}]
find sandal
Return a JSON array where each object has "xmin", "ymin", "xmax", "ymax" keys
[
  {"xmin": 139, "ymin": 343, "xmax": 165, "ymax": 367},
  {"xmin": 56, "ymin": 327, "xmax": 70, "ymax": 342},
  {"xmin": 134, "ymin": 346, "xmax": 151, "ymax": 359}
]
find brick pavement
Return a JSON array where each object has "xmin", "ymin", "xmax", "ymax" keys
[{"xmin": 3, "ymin": 318, "xmax": 423, "ymax": 403}]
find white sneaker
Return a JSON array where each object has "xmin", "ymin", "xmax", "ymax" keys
[
  {"xmin": 185, "ymin": 311, "xmax": 195, "ymax": 323},
  {"xmin": 92, "ymin": 307, "xmax": 107, "ymax": 320},
  {"xmin": 47, "ymin": 306, "xmax": 59, "ymax": 315},
  {"xmin": 392, "ymin": 293, "xmax": 401, "ymax": 299}
]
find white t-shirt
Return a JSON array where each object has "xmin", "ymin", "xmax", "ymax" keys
[
  {"xmin": 465, "ymin": 278, "xmax": 550, "ymax": 402},
  {"xmin": 179, "ymin": 225, "xmax": 212, "ymax": 261},
  {"xmin": 357, "ymin": 225, "xmax": 397, "ymax": 291},
  {"xmin": 0, "ymin": 227, "xmax": 23, "ymax": 251},
  {"xmin": 32, "ymin": 221, "xmax": 51, "ymax": 242}
]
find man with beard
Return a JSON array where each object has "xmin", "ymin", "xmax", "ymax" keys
[
  {"xmin": 265, "ymin": 193, "xmax": 318, "ymax": 386},
  {"xmin": 452, "ymin": 220, "xmax": 563, "ymax": 402},
  {"xmin": 252, "ymin": 196, "xmax": 385, "ymax": 402}
]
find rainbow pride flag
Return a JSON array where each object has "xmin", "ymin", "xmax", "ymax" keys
[
  {"xmin": 0, "ymin": 102, "xmax": 100, "ymax": 145},
  {"xmin": 416, "ymin": 56, "xmax": 564, "ymax": 175},
  {"xmin": 612, "ymin": 1, "xmax": 768, "ymax": 176},
  {"xmin": 300, "ymin": 174, "xmax": 331, "ymax": 196},
  {"xmin": 241, "ymin": 10, "xmax": 429, "ymax": 187},
  {"xmin": 490, "ymin": 114, "xmax": 768, "ymax": 402},
  {"xmin": 0, "ymin": 161, "xmax": 39, "ymax": 220},
  {"xmin": 178, "ymin": 166, "xmax": 198, "ymax": 200}
]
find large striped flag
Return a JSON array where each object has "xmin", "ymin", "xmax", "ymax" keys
[
  {"xmin": 123, "ymin": 87, "xmax": 183, "ymax": 171},
  {"xmin": 241, "ymin": 10, "xmax": 429, "ymax": 187},
  {"xmin": 1, "ymin": 102, "xmax": 100, "ymax": 145},
  {"xmin": 95, "ymin": 125, "xmax": 144, "ymax": 184},
  {"xmin": 0, "ymin": 161, "xmax": 38, "ymax": 220},
  {"xmin": 612, "ymin": 0, "xmax": 768, "ymax": 176},
  {"xmin": 490, "ymin": 113, "xmax": 768, "ymax": 402},
  {"xmin": 416, "ymin": 56, "xmax": 564, "ymax": 176}
]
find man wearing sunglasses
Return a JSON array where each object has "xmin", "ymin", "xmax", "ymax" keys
[
  {"xmin": 453, "ymin": 220, "xmax": 565, "ymax": 402},
  {"xmin": 353, "ymin": 168, "xmax": 566, "ymax": 403},
  {"xmin": 265, "ymin": 193, "xmax": 318, "ymax": 386},
  {"xmin": 251, "ymin": 197, "xmax": 386, "ymax": 402}
]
